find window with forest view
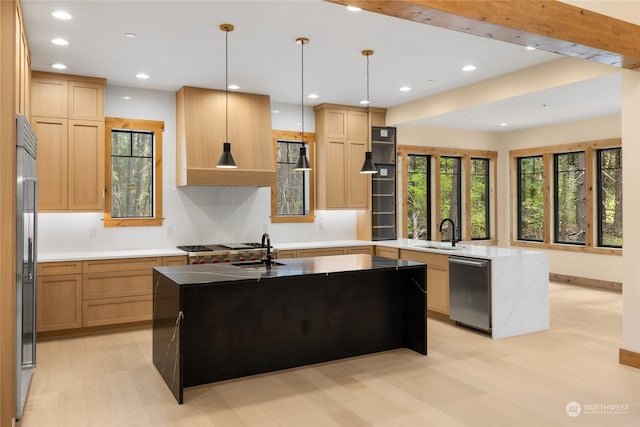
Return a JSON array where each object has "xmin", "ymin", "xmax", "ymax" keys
[
  {"xmin": 440, "ymin": 156, "xmax": 461, "ymax": 240},
  {"xmin": 598, "ymin": 148, "xmax": 622, "ymax": 247},
  {"xmin": 518, "ymin": 156, "xmax": 544, "ymax": 241},
  {"xmin": 554, "ymin": 152, "xmax": 586, "ymax": 244},
  {"xmin": 407, "ymin": 154, "xmax": 431, "ymax": 240},
  {"xmin": 471, "ymin": 158, "xmax": 490, "ymax": 240},
  {"xmin": 110, "ymin": 130, "xmax": 154, "ymax": 218},
  {"xmin": 104, "ymin": 118, "xmax": 163, "ymax": 227},
  {"xmin": 276, "ymin": 141, "xmax": 308, "ymax": 216}
]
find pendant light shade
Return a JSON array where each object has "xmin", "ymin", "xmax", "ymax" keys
[
  {"xmin": 360, "ymin": 151, "xmax": 377, "ymax": 174},
  {"xmin": 216, "ymin": 23, "xmax": 238, "ymax": 169},
  {"xmin": 294, "ymin": 146, "xmax": 311, "ymax": 170},
  {"xmin": 294, "ymin": 37, "xmax": 312, "ymax": 172},
  {"xmin": 360, "ymin": 49, "xmax": 377, "ymax": 174}
]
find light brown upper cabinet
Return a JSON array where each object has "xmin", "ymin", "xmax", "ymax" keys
[
  {"xmin": 15, "ymin": 1, "xmax": 31, "ymax": 119},
  {"xmin": 314, "ymin": 104, "xmax": 385, "ymax": 209},
  {"xmin": 175, "ymin": 86, "xmax": 275, "ymax": 187},
  {"xmin": 31, "ymin": 72, "xmax": 106, "ymax": 211}
]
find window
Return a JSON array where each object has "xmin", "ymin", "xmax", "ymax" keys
[
  {"xmin": 598, "ymin": 147, "xmax": 622, "ymax": 248},
  {"xmin": 440, "ymin": 156, "xmax": 462, "ymax": 240},
  {"xmin": 517, "ymin": 156, "xmax": 544, "ymax": 241},
  {"xmin": 470, "ymin": 158, "xmax": 490, "ymax": 240},
  {"xmin": 104, "ymin": 118, "xmax": 163, "ymax": 227},
  {"xmin": 511, "ymin": 139, "xmax": 622, "ymax": 254},
  {"xmin": 271, "ymin": 130, "xmax": 315, "ymax": 223},
  {"xmin": 407, "ymin": 154, "xmax": 431, "ymax": 240},
  {"xmin": 276, "ymin": 141, "xmax": 308, "ymax": 215},
  {"xmin": 554, "ymin": 152, "xmax": 586, "ymax": 245}
]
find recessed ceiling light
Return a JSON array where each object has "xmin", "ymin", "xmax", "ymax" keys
[
  {"xmin": 308, "ymin": 93, "xmax": 319, "ymax": 99},
  {"xmin": 360, "ymin": 100, "xmax": 370, "ymax": 105},
  {"xmin": 500, "ymin": 122, "xmax": 508, "ymax": 127},
  {"xmin": 52, "ymin": 10, "xmax": 72, "ymax": 20},
  {"xmin": 462, "ymin": 65, "xmax": 476, "ymax": 72},
  {"xmin": 272, "ymin": 110, "xmax": 280, "ymax": 114},
  {"xmin": 124, "ymin": 33, "xmax": 137, "ymax": 39},
  {"xmin": 123, "ymin": 96, "xmax": 132, "ymax": 100},
  {"xmin": 51, "ymin": 63, "xmax": 67, "ymax": 70},
  {"xmin": 347, "ymin": 6, "xmax": 362, "ymax": 12},
  {"xmin": 136, "ymin": 73, "xmax": 149, "ymax": 80},
  {"xmin": 51, "ymin": 38, "xmax": 69, "ymax": 46},
  {"xmin": 526, "ymin": 45, "xmax": 537, "ymax": 50},
  {"xmin": 400, "ymin": 86, "xmax": 411, "ymax": 92},
  {"xmin": 228, "ymin": 84, "xmax": 240, "ymax": 90}
]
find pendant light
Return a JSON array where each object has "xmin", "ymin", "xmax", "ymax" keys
[
  {"xmin": 294, "ymin": 37, "xmax": 312, "ymax": 171},
  {"xmin": 216, "ymin": 24, "xmax": 237, "ymax": 169},
  {"xmin": 360, "ymin": 49, "xmax": 377, "ymax": 174}
]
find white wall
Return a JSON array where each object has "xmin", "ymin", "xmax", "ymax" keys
[{"xmin": 38, "ymin": 87, "xmax": 356, "ymax": 254}]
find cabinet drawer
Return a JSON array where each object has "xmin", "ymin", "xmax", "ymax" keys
[
  {"xmin": 376, "ymin": 246, "xmax": 399, "ymax": 259},
  {"xmin": 82, "ymin": 295, "xmax": 152, "ymax": 327},
  {"xmin": 399, "ymin": 249, "xmax": 449, "ymax": 271},
  {"xmin": 83, "ymin": 257, "xmax": 162, "ymax": 273},
  {"xmin": 83, "ymin": 270, "xmax": 152, "ymax": 300},
  {"xmin": 38, "ymin": 261, "xmax": 82, "ymax": 276},
  {"xmin": 37, "ymin": 273, "xmax": 82, "ymax": 331},
  {"xmin": 162, "ymin": 255, "xmax": 188, "ymax": 266},
  {"xmin": 346, "ymin": 246, "xmax": 373, "ymax": 255},
  {"xmin": 275, "ymin": 250, "xmax": 297, "ymax": 259},
  {"xmin": 296, "ymin": 248, "xmax": 347, "ymax": 257}
]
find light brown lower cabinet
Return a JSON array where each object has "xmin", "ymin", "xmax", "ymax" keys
[
  {"xmin": 275, "ymin": 249, "xmax": 297, "ymax": 259},
  {"xmin": 375, "ymin": 246, "xmax": 399, "ymax": 259},
  {"xmin": 296, "ymin": 247, "xmax": 347, "ymax": 257},
  {"xmin": 346, "ymin": 246, "xmax": 373, "ymax": 255},
  {"xmin": 277, "ymin": 246, "xmax": 373, "ymax": 259},
  {"xmin": 37, "ymin": 261, "xmax": 83, "ymax": 332},
  {"xmin": 399, "ymin": 249, "xmax": 450, "ymax": 315},
  {"xmin": 37, "ymin": 255, "xmax": 188, "ymax": 333}
]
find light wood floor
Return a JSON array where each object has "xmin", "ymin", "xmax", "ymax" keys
[{"xmin": 18, "ymin": 283, "xmax": 640, "ymax": 427}]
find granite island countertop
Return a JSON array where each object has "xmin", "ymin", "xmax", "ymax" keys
[{"xmin": 154, "ymin": 254, "xmax": 424, "ymax": 286}]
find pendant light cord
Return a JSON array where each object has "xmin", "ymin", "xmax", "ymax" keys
[
  {"xmin": 225, "ymin": 28, "xmax": 229, "ymax": 144},
  {"xmin": 301, "ymin": 39, "xmax": 305, "ymax": 143}
]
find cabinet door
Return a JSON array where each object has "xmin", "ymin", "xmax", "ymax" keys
[
  {"xmin": 296, "ymin": 248, "xmax": 347, "ymax": 257},
  {"xmin": 33, "ymin": 117, "xmax": 68, "ymax": 210},
  {"xmin": 68, "ymin": 80, "xmax": 104, "ymax": 121},
  {"xmin": 162, "ymin": 256, "xmax": 188, "ymax": 266},
  {"xmin": 68, "ymin": 120, "xmax": 104, "ymax": 210},
  {"xmin": 347, "ymin": 139, "xmax": 369, "ymax": 208},
  {"xmin": 346, "ymin": 246, "xmax": 373, "ymax": 255},
  {"xmin": 275, "ymin": 250, "xmax": 297, "ymax": 259},
  {"xmin": 376, "ymin": 246, "xmax": 399, "ymax": 259},
  {"xmin": 347, "ymin": 110, "xmax": 367, "ymax": 140},
  {"xmin": 325, "ymin": 109, "xmax": 347, "ymax": 138},
  {"xmin": 325, "ymin": 139, "xmax": 347, "ymax": 208},
  {"xmin": 37, "ymin": 273, "xmax": 82, "ymax": 331},
  {"xmin": 31, "ymin": 76, "xmax": 68, "ymax": 118},
  {"xmin": 427, "ymin": 268, "xmax": 450, "ymax": 315}
]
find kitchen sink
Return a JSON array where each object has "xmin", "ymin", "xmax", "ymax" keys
[
  {"xmin": 231, "ymin": 260, "xmax": 285, "ymax": 268},
  {"xmin": 415, "ymin": 245, "xmax": 465, "ymax": 251}
]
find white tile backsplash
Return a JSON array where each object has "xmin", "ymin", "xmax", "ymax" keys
[{"xmin": 38, "ymin": 86, "xmax": 356, "ymax": 254}]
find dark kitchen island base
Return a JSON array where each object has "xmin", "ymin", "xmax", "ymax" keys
[{"xmin": 152, "ymin": 254, "xmax": 427, "ymax": 403}]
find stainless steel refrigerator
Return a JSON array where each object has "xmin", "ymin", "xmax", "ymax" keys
[{"xmin": 16, "ymin": 114, "xmax": 38, "ymax": 420}]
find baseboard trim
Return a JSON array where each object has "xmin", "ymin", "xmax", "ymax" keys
[
  {"xmin": 619, "ymin": 348, "xmax": 640, "ymax": 369},
  {"xmin": 549, "ymin": 273, "xmax": 621, "ymax": 291},
  {"xmin": 38, "ymin": 320, "xmax": 151, "ymax": 341}
]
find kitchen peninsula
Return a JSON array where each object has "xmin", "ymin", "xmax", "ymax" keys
[{"xmin": 152, "ymin": 254, "xmax": 427, "ymax": 403}]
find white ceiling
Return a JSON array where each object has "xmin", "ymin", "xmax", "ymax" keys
[{"xmin": 21, "ymin": 0, "xmax": 621, "ymax": 132}]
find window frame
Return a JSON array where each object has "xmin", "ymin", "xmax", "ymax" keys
[
  {"xmin": 439, "ymin": 156, "xmax": 463, "ymax": 241},
  {"xmin": 398, "ymin": 145, "xmax": 498, "ymax": 243},
  {"xmin": 470, "ymin": 157, "xmax": 491, "ymax": 240},
  {"xmin": 597, "ymin": 147, "xmax": 623, "ymax": 249},
  {"xmin": 517, "ymin": 155, "xmax": 545, "ymax": 242},
  {"xmin": 104, "ymin": 117, "xmax": 163, "ymax": 227},
  {"xmin": 553, "ymin": 151, "xmax": 587, "ymax": 246},
  {"xmin": 510, "ymin": 138, "xmax": 621, "ymax": 255},
  {"xmin": 270, "ymin": 130, "xmax": 315, "ymax": 223},
  {"xmin": 406, "ymin": 153, "xmax": 432, "ymax": 240}
]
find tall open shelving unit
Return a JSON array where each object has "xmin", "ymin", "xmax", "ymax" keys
[{"xmin": 371, "ymin": 126, "xmax": 397, "ymax": 240}]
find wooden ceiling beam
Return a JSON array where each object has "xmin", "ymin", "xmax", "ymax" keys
[{"xmin": 325, "ymin": 0, "xmax": 640, "ymax": 69}]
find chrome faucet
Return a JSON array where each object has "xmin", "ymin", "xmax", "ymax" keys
[
  {"xmin": 261, "ymin": 233, "xmax": 272, "ymax": 268},
  {"xmin": 439, "ymin": 218, "xmax": 457, "ymax": 247}
]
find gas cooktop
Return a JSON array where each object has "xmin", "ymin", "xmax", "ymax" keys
[{"xmin": 177, "ymin": 243, "xmax": 263, "ymax": 253}]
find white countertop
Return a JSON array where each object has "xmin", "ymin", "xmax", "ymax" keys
[
  {"xmin": 38, "ymin": 248, "xmax": 187, "ymax": 263},
  {"xmin": 38, "ymin": 239, "xmax": 543, "ymax": 262}
]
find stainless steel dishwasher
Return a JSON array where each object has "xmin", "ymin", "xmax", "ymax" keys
[{"xmin": 449, "ymin": 256, "xmax": 491, "ymax": 332}]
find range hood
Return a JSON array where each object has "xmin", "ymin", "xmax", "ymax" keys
[{"xmin": 176, "ymin": 86, "xmax": 276, "ymax": 187}]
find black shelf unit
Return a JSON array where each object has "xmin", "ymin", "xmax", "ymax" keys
[{"xmin": 371, "ymin": 126, "xmax": 397, "ymax": 241}]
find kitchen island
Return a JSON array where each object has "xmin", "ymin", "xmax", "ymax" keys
[{"xmin": 152, "ymin": 254, "xmax": 427, "ymax": 403}]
